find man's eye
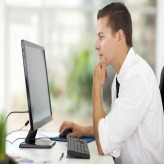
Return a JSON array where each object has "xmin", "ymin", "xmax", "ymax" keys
[{"xmin": 99, "ymin": 36, "xmax": 104, "ymax": 40}]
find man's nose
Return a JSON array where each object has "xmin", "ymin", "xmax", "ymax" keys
[{"xmin": 95, "ymin": 39, "xmax": 100, "ymax": 51}]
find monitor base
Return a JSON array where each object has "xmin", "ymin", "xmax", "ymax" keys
[{"xmin": 19, "ymin": 139, "xmax": 56, "ymax": 149}]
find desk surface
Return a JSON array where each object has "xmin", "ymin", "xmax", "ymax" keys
[{"xmin": 6, "ymin": 131, "xmax": 114, "ymax": 164}]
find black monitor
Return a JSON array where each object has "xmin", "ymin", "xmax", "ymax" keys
[{"xmin": 19, "ymin": 40, "xmax": 56, "ymax": 148}]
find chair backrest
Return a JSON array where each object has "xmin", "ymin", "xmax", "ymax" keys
[{"xmin": 159, "ymin": 67, "xmax": 164, "ymax": 111}]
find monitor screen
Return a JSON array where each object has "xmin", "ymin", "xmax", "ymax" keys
[{"xmin": 20, "ymin": 40, "xmax": 55, "ymax": 148}]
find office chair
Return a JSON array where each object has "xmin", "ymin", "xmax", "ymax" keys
[{"xmin": 159, "ymin": 67, "xmax": 164, "ymax": 112}]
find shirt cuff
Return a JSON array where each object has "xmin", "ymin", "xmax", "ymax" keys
[{"xmin": 98, "ymin": 117, "xmax": 121, "ymax": 157}]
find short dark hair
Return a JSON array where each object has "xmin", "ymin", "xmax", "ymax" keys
[{"xmin": 97, "ymin": 2, "xmax": 133, "ymax": 47}]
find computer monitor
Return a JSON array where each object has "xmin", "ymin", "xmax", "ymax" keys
[{"xmin": 19, "ymin": 40, "xmax": 56, "ymax": 148}]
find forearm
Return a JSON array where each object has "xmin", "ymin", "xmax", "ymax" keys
[
  {"xmin": 91, "ymin": 59, "xmax": 107, "ymax": 155},
  {"xmin": 92, "ymin": 85, "xmax": 106, "ymax": 155},
  {"xmin": 82, "ymin": 126, "xmax": 94, "ymax": 137}
]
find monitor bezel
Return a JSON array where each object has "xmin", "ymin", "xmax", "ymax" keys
[{"xmin": 21, "ymin": 40, "xmax": 53, "ymax": 131}]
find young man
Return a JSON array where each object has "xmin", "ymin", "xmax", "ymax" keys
[{"xmin": 59, "ymin": 2, "xmax": 164, "ymax": 164}]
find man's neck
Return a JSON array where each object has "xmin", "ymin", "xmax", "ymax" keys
[{"xmin": 112, "ymin": 46, "xmax": 130, "ymax": 74}]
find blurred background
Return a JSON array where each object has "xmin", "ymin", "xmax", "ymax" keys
[{"xmin": 0, "ymin": 0, "xmax": 164, "ymax": 132}]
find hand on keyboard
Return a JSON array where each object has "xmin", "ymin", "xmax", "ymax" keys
[{"xmin": 67, "ymin": 137, "xmax": 90, "ymax": 159}]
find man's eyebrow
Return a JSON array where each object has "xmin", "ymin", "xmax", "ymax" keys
[{"xmin": 98, "ymin": 32, "xmax": 104, "ymax": 36}]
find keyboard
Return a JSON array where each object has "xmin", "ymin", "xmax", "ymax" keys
[{"xmin": 67, "ymin": 137, "xmax": 90, "ymax": 159}]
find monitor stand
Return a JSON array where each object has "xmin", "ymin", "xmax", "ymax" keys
[{"xmin": 19, "ymin": 129, "xmax": 56, "ymax": 149}]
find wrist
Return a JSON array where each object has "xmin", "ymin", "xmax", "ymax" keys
[
  {"xmin": 82, "ymin": 126, "xmax": 94, "ymax": 137},
  {"xmin": 81, "ymin": 126, "xmax": 87, "ymax": 137},
  {"xmin": 92, "ymin": 84, "xmax": 101, "ymax": 97}
]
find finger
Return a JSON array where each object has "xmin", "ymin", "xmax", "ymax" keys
[
  {"xmin": 59, "ymin": 121, "xmax": 68, "ymax": 133},
  {"xmin": 99, "ymin": 60, "xmax": 104, "ymax": 68},
  {"xmin": 60, "ymin": 126, "xmax": 68, "ymax": 134},
  {"xmin": 100, "ymin": 60, "xmax": 106, "ymax": 71},
  {"xmin": 59, "ymin": 122, "xmax": 65, "ymax": 132},
  {"xmin": 105, "ymin": 70, "xmax": 108, "ymax": 78},
  {"xmin": 101, "ymin": 62, "xmax": 106, "ymax": 71},
  {"xmin": 67, "ymin": 132, "xmax": 77, "ymax": 138}
]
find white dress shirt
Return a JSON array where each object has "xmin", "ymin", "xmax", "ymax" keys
[{"xmin": 98, "ymin": 48, "xmax": 164, "ymax": 164}]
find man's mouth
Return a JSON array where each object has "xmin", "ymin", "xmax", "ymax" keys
[{"xmin": 99, "ymin": 54, "xmax": 103, "ymax": 59}]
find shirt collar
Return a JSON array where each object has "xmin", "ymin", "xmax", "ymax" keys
[{"xmin": 117, "ymin": 47, "xmax": 136, "ymax": 84}]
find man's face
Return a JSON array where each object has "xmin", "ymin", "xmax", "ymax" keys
[{"xmin": 95, "ymin": 16, "xmax": 117, "ymax": 66}]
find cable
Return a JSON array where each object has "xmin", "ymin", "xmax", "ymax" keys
[
  {"xmin": 6, "ymin": 129, "xmax": 50, "ymax": 138},
  {"xmin": 6, "ymin": 120, "xmax": 29, "ymax": 144},
  {"xmin": 36, "ymin": 132, "xmax": 51, "ymax": 138},
  {"xmin": 6, "ymin": 137, "xmax": 51, "ymax": 145},
  {"xmin": 4, "ymin": 111, "xmax": 28, "ymax": 145},
  {"xmin": 4, "ymin": 110, "xmax": 28, "ymax": 127},
  {"xmin": 6, "ymin": 120, "xmax": 52, "ymax": 145},
  {"xmin": 35, "ymin": 137, "xmax": 51, "ymax": 140},
  {"xmin": 6, "ymin": 138, "xmax": 26, "ymax": 144},
  {"xmin": 6, "ymin": 120, "xmax": 29, "ymax": 136}
]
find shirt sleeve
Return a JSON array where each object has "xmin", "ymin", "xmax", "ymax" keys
[{"xmin": 98, "ymin": 74, "xmax": 151, "ymax": 157}]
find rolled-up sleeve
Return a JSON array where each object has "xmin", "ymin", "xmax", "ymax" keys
[{"xmin": 99, "ymin": 117, "xmax": 121, "ymax": 157}]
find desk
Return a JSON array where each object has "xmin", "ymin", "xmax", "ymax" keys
[{"xmin": 6, "ymin": 131, "xmax": 114, "ymax": 164}]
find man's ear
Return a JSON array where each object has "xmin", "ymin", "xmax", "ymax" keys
[{"xmin": 117, "ymin": 29, "xmax": 124, "ymax": 45}]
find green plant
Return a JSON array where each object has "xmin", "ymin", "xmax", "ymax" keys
[
  {"xmin": 49, "ymin": 78, "xmax": 57, "ymax": 98},
  {"xmin": 67, "ymin": 46, "xmax": 93, "ymax": 112},
  {"xmin": 0, "ymin": 113, "xmax": 6, "ymax": 161}
]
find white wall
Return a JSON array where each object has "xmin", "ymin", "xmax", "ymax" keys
[{"xmin": 0, "ymin": 0, "xmax": 5, "ymax": 111}]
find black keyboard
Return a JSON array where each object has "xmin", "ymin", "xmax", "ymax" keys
[{"xmin": 67, "ymin": 137, "xmax": 90, "ymax": 159}]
